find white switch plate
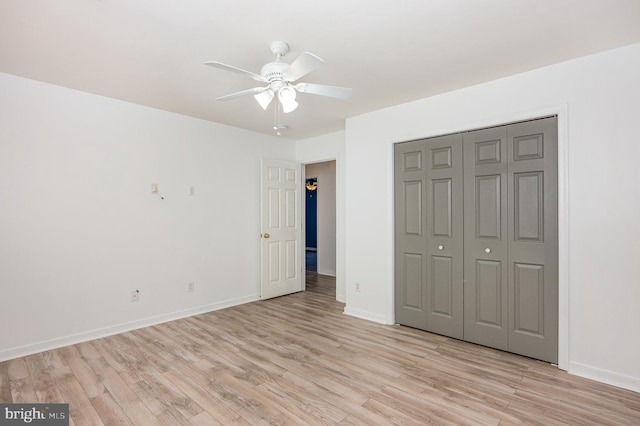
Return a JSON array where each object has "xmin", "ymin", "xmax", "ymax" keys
[
  {"xmin": 188, "ymin": 186, "xmax": 195, "ymax": 196},
  {"xmin": 151, "ymin": 183, "xmax": 159, "ymax": 194}
]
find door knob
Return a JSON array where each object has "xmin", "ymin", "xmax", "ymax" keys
[
  {"xmin": 485, "ymin": 247, "xmax": 491, "ymax": 254},
  {"xmin": 438, "ymin": 245, "xmax": 444, "ymax": 251},
  {"xmin": 263, "ymin": 233, "xmax": 270, "ymax": 239}
]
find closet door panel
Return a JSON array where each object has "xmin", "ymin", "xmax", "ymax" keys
[
  {"xmin": 394, "ymin": 134, "xmax": 463, "ymax": 337},
  {"xmin": 424, "ymin": 134, "xmax": 464, "ymax": 339},
  {"xmin": 507, "ymin": 117, "xmax": 558, "ymax": 363},
  {"xmin": 394, "ymin": 141, "xmax": 428, "ymax": 329},
  {"xmin": 464, "ymin": 126, "xmax": 509, "ymax": 351}
]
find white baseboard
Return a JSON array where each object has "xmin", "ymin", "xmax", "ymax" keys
[
  {"xmin": 343, "ymin": 305, "xmax": 390, "ymax": 324},
  {"xmin": 0, "ymin": 294, "xmax": 260, "ymax": 362},
  {"xmin": 316, "ymin": 269, "xmax": 336, "ymax": 277},
  {"xmin": 569, "ymin": 361, "xmax": 640, "ymax": 393}
]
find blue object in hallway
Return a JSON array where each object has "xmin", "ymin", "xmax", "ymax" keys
[{"xmin": 305, "ymin": 179, "xmax": 317, "ymax": 249}]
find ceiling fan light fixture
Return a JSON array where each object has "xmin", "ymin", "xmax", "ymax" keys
[
  {"xmin": 281, "ymin": 99, "xmax": 298, "ymax": 113},
  {"xmin": 278, "ymin": 86, "xmax": 298, "ymax": 113},
  {"xmin": 206, "ymin": 41, "xmax": 352, "ymax": 127},
  {"xmin": 254, "ymin": 90, "xmax": 274, "ymax": 110},
  {"xmin": 306, "ymin": 178, "xmax": 318, "ymax": 191}
]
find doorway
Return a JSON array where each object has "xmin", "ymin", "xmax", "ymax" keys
[
  {"xmin": 304, "ymin": 161, "xmax": 337, "ymax": 292},
  {"xmin": 305, "ymin": 177, "xmax": 318, "ymax": 272}
]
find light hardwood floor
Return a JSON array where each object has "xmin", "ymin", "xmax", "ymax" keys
[{"xmin": 1, "ymin": 273, "xmax": 639, "ymax": 425}]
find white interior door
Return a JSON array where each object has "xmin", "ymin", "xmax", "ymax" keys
[{"xmin": 261, "ymin": 159, "xmax": 302, "ymax": 300}]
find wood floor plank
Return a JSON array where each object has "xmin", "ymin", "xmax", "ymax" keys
[
  {"xmin": 153, "ymin": 406, "xmax": 192, "ymax": 426},
  {"xmin": 0, "ymin": 273, "xmax": 638, "ymax": 425},
  {"xmin": 385, "ymin": 370, "xmax": 522, "ymax": 424},
  {"xmin": 89, "ymin": 391, "xmax": 132, "ymax": 426},
  {"xmin": 163, "ymin": 370, "xmax": 247, "ymax": 425},
  {"xmin": 86, "ymin": 356, "xmax": 157, "ymax": 425},
  {"xmin": 44, "ymin": 352, "xmax": 104, "ymax": 426},
  {"xmin": 7, "ymin": 358, "xmax": 37, "ymax": 403},
  {"xmin": 0, "ymin": 361, "xmax": 12, "ymax": 403},
  {"xmin": 360, "ymin": 397, "xmax": 435, "ymax": 426},
  {"xmin": 167, "ymin": 353, "xmax": 271, "ymax": 425},
  {"xmin": 58, "ymin": 345, "xmax": 105, "ymax": 398},
  {"xmin": 278, "ymin": 370, "xmax": 392, "ymax": 425},
  {"xmin": 188, "ymin": 410, "xmax": 226, "ymax": 426},
  {"xmin": 378, "ymin": 383, "xmax": 500, "ymax": 425},
  {"xmin": 6, "ymin": 357, "xmax": 30, "ymax": 380},
  {"xmin": 198, "ymin": 369, "xmax": 282, "ymax": 425},
  {"xmin": 87, "ymin": 338, "xmax": 145, "ymax": 385},
  {"xmin": 23, "ymin": 353, "xmax": 65, "ymax": 404},
  {"xmin": 260, "ymin": 374, "xmax": 348, "ymax": 423},
  {"xmin": 129, "ymin": 375, "xmax": 201, "ymax": 420}
]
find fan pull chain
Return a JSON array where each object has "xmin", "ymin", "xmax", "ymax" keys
[{"xmin": 273, "ymin": 98, "xmax": 285, "ymax": 136}]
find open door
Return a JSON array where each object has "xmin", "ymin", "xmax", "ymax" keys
[{"xmin": 261, "ymin": 159, "xmax": 303, "ymax": 299}]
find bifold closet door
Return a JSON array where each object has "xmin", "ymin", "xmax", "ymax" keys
[
  {"xmin": 506, "ymin": 118, "xmax": 558, "ymax": 363},
  {"xmin": 463, "ymin": 126, "xmax": 510, "ymax": 351},
  {"xmin": 394, "ymin": 139, "xmax": 428, "ymax": 330},
  {"xmin": 394, "ymin": 134, "xmax": 464, "ymax": 338},
  {"xmin": 462, "ymin": 117, "xmax": 558, "ymax": 363},
  {"xmin": 395, "ymin": 117, "xmax": 557, "ymax": 363}
]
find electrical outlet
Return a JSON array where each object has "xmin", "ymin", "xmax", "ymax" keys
[
  {"xmin": 187, "ymin": 281, "xmax": 195, "ymax": 292},
  {"xmin": 355, "ymin": 282, "xmax": 361, "ymax": 293},
  {"xmin": 131, "ymin": 290, "xmax": 140, "ymax": 302}
]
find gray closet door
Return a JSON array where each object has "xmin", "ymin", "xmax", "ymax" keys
[
  {"xmin": 394, "ymin": 134, "xmax": 464, "ymax": 338},
  {"xmin": 506, "ymin": 118, "xmax": 558, "ymax": 363},
  {"xmin": 463, "ymin": 126, "xmax": 510, "ymax": 351},
  {"xmin": 462, "ymin": 117, "xmax": 558, "ymax": 362},
  {"xmin": 394, "ymin": 116, "xmax": 557, "ymax": 364},
  {"xmin": 394, "ymin": 139, "xmax": 428, "ymax": 329},
  {"xmin": 424, "ymin": 134, "xmax": 464, "ymax": 339}
]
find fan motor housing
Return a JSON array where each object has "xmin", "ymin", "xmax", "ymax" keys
[{"xmin": 261, "ymin": 61, "xmax": 289, "ymax": 82}]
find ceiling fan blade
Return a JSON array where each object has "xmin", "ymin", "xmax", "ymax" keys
[
  {"xmin": 216, "ymin": 86, "xmax": 268, "ymax": 101},
  {"xmin": 295, "ymin": 83, "xmax": 352, "ymax": 99},
  {"xmin": 254, "ymin": 90, "xmax": 275, "ymax": 110},
  {"xmin": 205, "ymin": 61, "xmax": 267, "ymax": 82},
  {"xmin": 283, "ymin": 52, "xmax": 324, "ymax": 82}
]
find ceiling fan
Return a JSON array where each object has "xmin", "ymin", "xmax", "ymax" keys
[{"xmin": 205, "ymin": 41, "xmax": 352, "ymax": 114}]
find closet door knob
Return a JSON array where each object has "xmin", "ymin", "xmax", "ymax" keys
[
  {"xmin": 438, "ymin": 245, "xmax": 444, "ymax": 251},
  {"xmin": 485, "ymin": 247, "xmax": 491, "ymax": 254}
]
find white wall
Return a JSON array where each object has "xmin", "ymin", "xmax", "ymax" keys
[
  {"xmin": 297, "ymin": 132, "xmax": 345, "ymax": 302},
  {"xmin": 344, "ymin": 42, "xmax": 640, "ymax": 392},
  {"xmin": 0, "ymin": 73, "xmax": 295, "ymax": 360},
  {"xmin": 305, "ymin": 161, "xmax": 337, "ymax": 277}
]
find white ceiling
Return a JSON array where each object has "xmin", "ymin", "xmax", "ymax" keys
[{"xmin": 2, "ymin": 1, "xmax": 640, "ymax": 140}]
